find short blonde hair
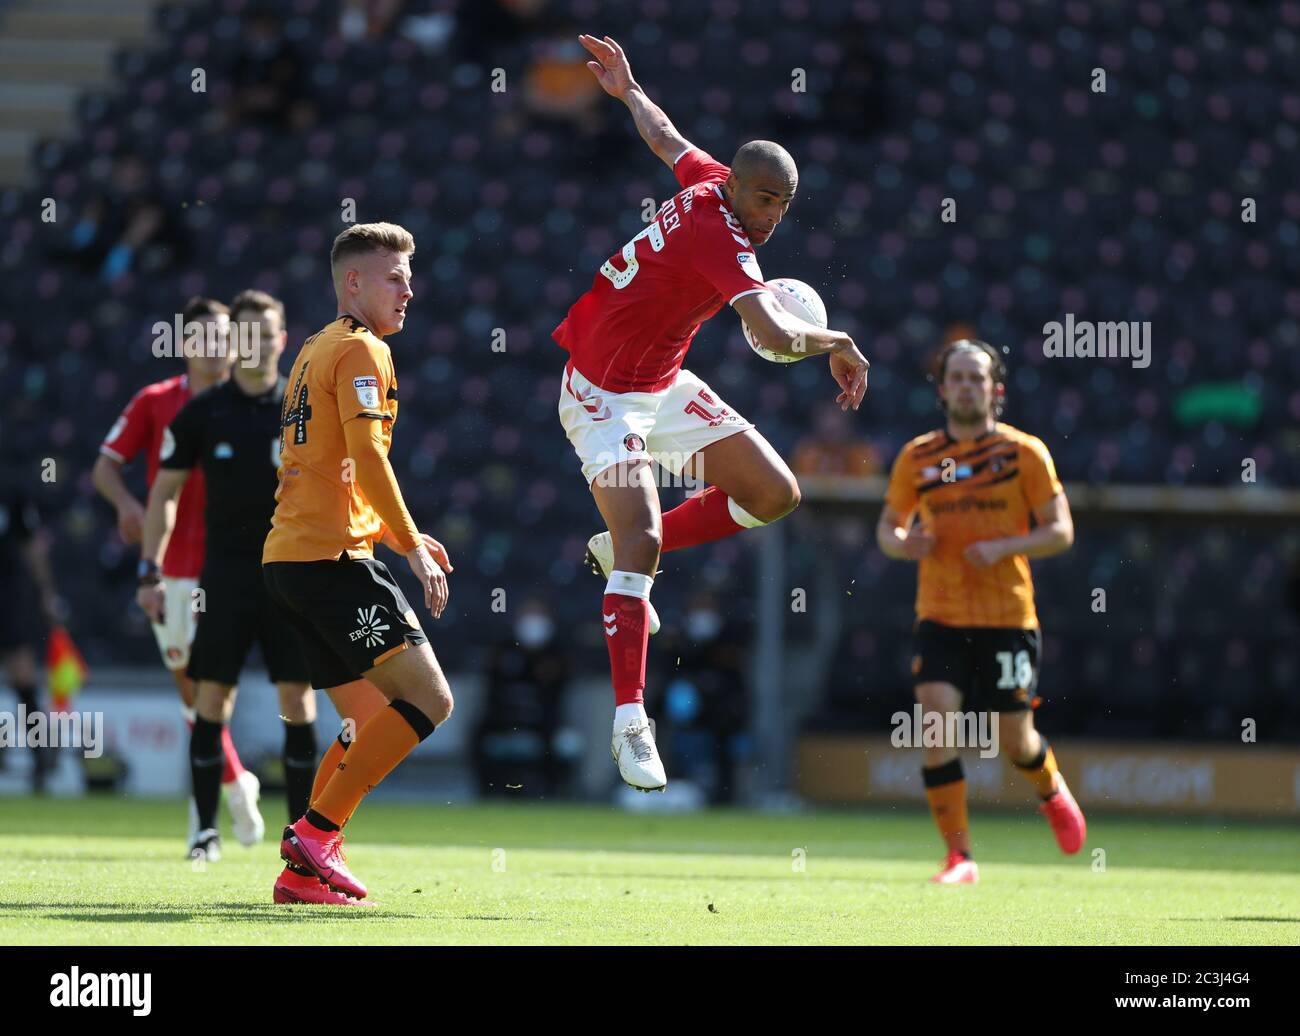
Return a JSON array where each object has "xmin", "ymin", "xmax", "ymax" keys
[{"xmin": 330, "ymin": 222, "xmax": 415, "ymax": 275}]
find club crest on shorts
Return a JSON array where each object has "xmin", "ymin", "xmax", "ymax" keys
[
  {"xmin": 623, "ymin": 433, "xmax": 646, "ymax": 453},
  {"xmin": 353, "ymin": 376, "xmax": 380, "ymax": 409}
]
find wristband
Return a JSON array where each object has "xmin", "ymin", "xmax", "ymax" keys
[{"xmin": 137, "ymin": 559, "xmax": 161, "ymax": 586}]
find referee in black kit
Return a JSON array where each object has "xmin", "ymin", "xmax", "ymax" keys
[{"xmin": 138, "ymin": 290, "xmax": 317, "ymax": 862}]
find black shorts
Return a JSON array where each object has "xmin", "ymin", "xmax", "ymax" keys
[
  {"xmin": 263, "ymin": 555, "xmax": 428, "ymax": 691},
  {"xmin": 187, "ymin": 554, "xmax": 310, "ymax": 685},
  {"xmin": 911, "ymin": 620, "xmax": 1043, "ymax": 712}
]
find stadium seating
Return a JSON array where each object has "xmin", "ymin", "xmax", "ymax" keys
[{"xmin": 0, "ymin": 0, "xmax": 1295, "ymax": 738}]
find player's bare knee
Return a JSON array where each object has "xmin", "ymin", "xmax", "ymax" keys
[
  {"xmin": 773, "ymin": 476, "xmax": 801, "ymax": 518},
  {"xmin": 430, "ymin": 686, "xmax": 454, "ymax": 726},
  {"xmin": 915, "ymin": 682, "xmax": 961, "ymax": 714},
  {"xmin": 612, "ymin": 525, "xmax": 661, "ymax": 572}
]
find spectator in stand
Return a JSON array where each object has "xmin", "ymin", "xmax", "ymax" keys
[
  {"xmin": 791, "ymin": 402, "xmax": 881, "ymax": 478},
  {"xmin": 0, "ymin": 437, "xmax": 66, "ymax": 792}
]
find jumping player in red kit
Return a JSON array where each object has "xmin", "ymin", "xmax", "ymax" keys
[{"xmin": 556, "ymin": 35, "xmax": 870, "ymax": 790}]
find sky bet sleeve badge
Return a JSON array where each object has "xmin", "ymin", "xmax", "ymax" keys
[{"xmin": 353, "ymin": 376, "xmax": 380, "ymax": 409}]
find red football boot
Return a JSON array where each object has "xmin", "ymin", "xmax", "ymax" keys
[
  {"xmin": 280, "ymin": 819, "xmax": 368, "ymax": 899},
  {"xmin": 1040, "ymin": 776, "xmax": 1087, "ymax": 854},
  {"xmin": 929, "ymin": 851, "xmax": 979, "ymax": 884},
  {"xmin": 272, "ymin": 866, "xmax": 373, "ymax": 907}
]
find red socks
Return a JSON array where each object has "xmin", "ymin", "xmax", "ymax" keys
[
  {"xmin": 220, "ymin": 726, "xmax": 244, "ymax": 783},
  {"xmin": 661, "ymin": 486, "xmax": 760, "ymax": 553},
  {"xmin": 184, "ymin": 712, "xmax": 245, "ymax": 784},
  {"xmin": 601, "ymin": 490, "xmax": 764, "ymax": 706},
  {"xmin": 603, "ymin": 571, "xmax": 653, "ymax": 706}
]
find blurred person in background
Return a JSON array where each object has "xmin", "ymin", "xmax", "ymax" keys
[
  {"xmin": 138, "ymin": 291, "xmax": 314, "ymax": 863},
  {"xmin": 0, "ymin": 434, "xmax": 65, "ymax": 792},
  {"xmin": 57, "ymin": 155, "xmax": 190, "ymax": 283},
  {"xmin": 650, "ymin": 591, "xmax": 751, "ymax": 805},
  {"xmin": 473, "ymin": 598, "xmax": 576, "ymax": 798},
  {"xmin": 791, "ymin": 401, "xmax": 881, "ymax": 478},
  {"xmin": 224, "ymin": 9, "xmax": 317, "ymax": 132},
  {"xmin": 877, "ymin": 340, "xmax": 1082, "ymax": 885},
  {"xmin": 92, "ymin": 297, "xmax": 262, "ymax": 849}
]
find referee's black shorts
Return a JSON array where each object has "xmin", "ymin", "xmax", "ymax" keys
[
  {"xmin": 263, "ymin": 555, "xmax": 428, "ymax": 691},
  {"xmin": 187, "ymin": 553, "xmax": 309, "ymax": 685}
]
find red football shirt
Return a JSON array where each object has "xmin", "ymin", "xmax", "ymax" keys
[
  {"xmin": 553, "ymin": 148, "xmax": 771, "ymax": 393},
  {"xmin": 100, "ymin": 374, "xmax": 206, "ymax": 579}
]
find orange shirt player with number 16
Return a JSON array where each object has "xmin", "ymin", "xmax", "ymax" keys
[
  {"xmin": 877, "ymin": 340, "xmax": 1085, "ymax": 885},
  {"xmin": 262, "ymin": 222, "xmax": 455, "ymax": 906}
]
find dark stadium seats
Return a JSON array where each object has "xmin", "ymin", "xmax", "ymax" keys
[{"xmin": 0, "ymin": 0, "xmax": 1295, "ymax": 738}]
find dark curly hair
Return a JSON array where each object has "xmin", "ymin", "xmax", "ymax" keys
[{"xmin": 932, "ymin": 338, "xmax": 1008, "ymax": 417}]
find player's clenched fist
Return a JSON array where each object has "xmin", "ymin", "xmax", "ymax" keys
[
  {"xmin": 963, "ymin": 540, "xmax": 1007, "ymax": 567},
  {"xmin": 902, "ymin": 523, "xmax": 936, "ymax": 560},
  {"xmin": 136, "ymin": 582, "xmax": 166, "ymax": 623},
  {"xmin": 579, "ymin": 34, "xmax": 634, "ymax": 98}
]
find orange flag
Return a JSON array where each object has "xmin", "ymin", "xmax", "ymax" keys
[{"xmin": 47, "ymin": 625, "xmax": 88, "ymax": 714}]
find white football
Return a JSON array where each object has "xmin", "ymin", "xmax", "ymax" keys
[{"xmin": 741, "ymin": 278, "xmax": 828, "ymax": 362}]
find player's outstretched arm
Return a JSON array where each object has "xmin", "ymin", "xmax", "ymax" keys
[
  {"xmin": 579, "ymin": 33, "xmax": 693, "ymax": 169},
  {"xmin": 964, "ymin": 493, "xmax": 1074, "ymax": 566},
  {"xmin": 733, "ymin": 291, "xmax": 869, "ymax": 410},
  {"xmin": 877, "ymin": 505, "xmax": 935, "ymax": 561}
]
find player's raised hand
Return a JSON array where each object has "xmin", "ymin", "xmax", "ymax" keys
[
  {"xmin": 579, "ymin": 34, "xmax": 634, "ymax": 98},
  {"xmin": 407, "ymin": 542, "xmax": 450, "ymax": 619},
  {"xmin": 902, "ymin": 523, "xmax": 936, "ymax": 561},
  {"xmin": 829, "ymin": 337, "xmax": 869, "ymax": 412}
]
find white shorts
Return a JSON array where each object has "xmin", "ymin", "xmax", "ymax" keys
[
  {"xmin": 151, "ymin": 577, "xmax": 199, "ymax": 671},
  {"xmin": 558, "ymin": 364, "xmax": 754, "ymax": 486}
]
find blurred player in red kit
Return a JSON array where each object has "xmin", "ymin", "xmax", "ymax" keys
[
  {"xmin": 556, "ymin": 35, "xmax": 870, "ymax": 790},
  {"xmin": 92, "ymin": 296, "xmax": 264, "ymax": 848}
]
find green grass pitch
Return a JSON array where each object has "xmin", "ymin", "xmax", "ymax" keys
[{"xmin": 1, "ymin": 797, "xmax": 1297, "ymax": 945}]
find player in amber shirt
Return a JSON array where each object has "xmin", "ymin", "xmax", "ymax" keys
[
  {"xmin": 878, "ymin": 340, "xmax": 1085, "ymax": 884},
  {"xmin": 262, "ymin": 222, "xmax": 454, "ymax": 906}
]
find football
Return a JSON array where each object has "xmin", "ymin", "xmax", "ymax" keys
[{"xmin": 741, "ymin": 277, "xmax": 828, "ymax": 363}]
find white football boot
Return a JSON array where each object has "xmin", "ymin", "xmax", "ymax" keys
[
  {"xmin": 586, "ymin": 532, "xmax": 660, "ymax": 634},
  {"xmin": 224, "ymin": 769, "xmax": 265, "ymax": 847},
  {"xmin": 611, "ymin": 721, "xmax": 667, "ymax": 792}
]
